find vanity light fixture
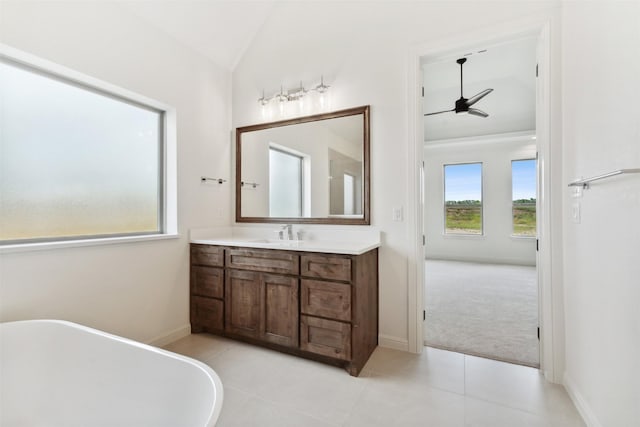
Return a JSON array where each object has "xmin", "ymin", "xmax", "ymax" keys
[{"xmin": 258, "ymin": 76, "xmax": 330, "ymax": 107}]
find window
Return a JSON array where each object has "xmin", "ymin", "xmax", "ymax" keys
[
  {"xmin": 343, "ymin": 173, "xmax": 355, "ymax": 215},
  {"xmin": 269, "ymin": 147, "xmax": 303, "ymax": 217},
  {"xmin": 0, "ymin": 53, "xmax": 174, "ymax": 246},
  {"xmin": 512, "ymin": 159, "xmax": 537, "ymax": 237},
  {"xmin": 444, "ymin": 163, "xmax": 483, "ymax": 235}
]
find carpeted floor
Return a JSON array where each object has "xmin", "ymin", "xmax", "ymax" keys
[{"xmin": 424, "ymin": 259, "xmax": 539, "ymax": 367}]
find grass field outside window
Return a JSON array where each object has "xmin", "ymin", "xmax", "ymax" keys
[{"xmin": 444, "ymin": 163, "xmax": 482, "ymax": 235}]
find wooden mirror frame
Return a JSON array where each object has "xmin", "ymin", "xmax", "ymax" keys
[{"xmin": 235, "ymin": 105, "xmax": 370, "ymax": 225}]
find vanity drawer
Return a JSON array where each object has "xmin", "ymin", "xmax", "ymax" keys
[
  {"xmin": 301, "ymin": 254, "xmax": 352, "ymax": 282},
  {"xmin": 301, "ymin": 279, "xmax": 351, "ymax": 321},
  {"xmin": 191, "ymin": 296, "xmax": 224, "ymax": 332},
  {"xmin": 300, "ymin": 315, "xmax": 351, "ymax": 361},
  {"xmin": 191, "ymin": 266, "xmax": 224, "ymax": 298},
  {"xmin": 191, "ymin": 245, "xmax": 224, "ymax": 267},
  {"xmin": 227, "ymin": 248, "xmax": 299, "ymax": 275}
]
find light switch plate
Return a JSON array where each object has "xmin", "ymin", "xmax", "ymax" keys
[
  {"xmin": 571, "ymin": 202, "xmax": 581, "ymax": 224},
  {"xmin": 392, "ymin": 206, "xmax": 403, "ymax": 222}
]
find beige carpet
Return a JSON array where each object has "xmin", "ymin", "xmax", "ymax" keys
[{"xmin": 424, "ymin": 259, "xmax": 539, "ymax": 367}]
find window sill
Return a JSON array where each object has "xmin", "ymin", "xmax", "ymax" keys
[
  {"xmin": 442, "ymin": 233, "xmax": 485, "ymax": 239},
  {"xmin": 0, "ymin": 233, "xmax": 180, "ymax": 254}
]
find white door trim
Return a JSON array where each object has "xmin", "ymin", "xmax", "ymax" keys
[{"xmin": 406, "ymin": 16, "xmax": 563, "ymax": 383}]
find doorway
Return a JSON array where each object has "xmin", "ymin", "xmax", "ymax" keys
[{"xmin": 421, "ymin": 36, "xmax": 540, "ymax": 367}]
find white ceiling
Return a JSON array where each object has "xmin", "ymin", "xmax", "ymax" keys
[
  {"xmin": 423, "ymin": 37, "xmax": 537, "ymax": 142},
  {"xmin": 118, "ymin": 2, "xmax": 536, "ymax": 141},
  {"xmin": 119, "ymin": 1, "xmax": 275, "ymax": 70}
]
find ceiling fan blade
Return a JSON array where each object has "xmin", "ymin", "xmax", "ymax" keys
[
  {"xmin": 468, "ymin": 108, "xmax": 489, "ymax": 118},
  {"xmin": 466, "ymin": 88, "xmax": 493, "ymax": 107},
  {"xmin": 424, "ymin": 108, "xmax": 454, "ymax": 116}
]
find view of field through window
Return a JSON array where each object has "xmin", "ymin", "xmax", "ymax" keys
[
  {"xmin": 444, "ymin": 163, "xmax": 483, "ymax": 235},
  {"xmin": 512, "ymin": 159, "xmax": 537, "ymax": 236}
]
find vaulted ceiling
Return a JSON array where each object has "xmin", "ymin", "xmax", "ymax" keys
[
  {"xmin": 120, "ymin": 1, "xmax": 276, "ymax": 70},
  {"xmin": 120, "ymin": 1, "xmax": 536, "ymax": 143},
  {"xmin": 422, "ymin": 37, "xmax": 537, "ymax": 142}
]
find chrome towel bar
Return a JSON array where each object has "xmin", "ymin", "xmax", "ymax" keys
[
  {"xmin": 568, "ymin": 168, "xmax": 640, "ymax": 189},
  {"xmin": 201, "ymin": 177, "xmax": 227, "ymax": 184}
]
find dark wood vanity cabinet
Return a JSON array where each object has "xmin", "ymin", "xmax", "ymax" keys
[
  {"xmin": 190, "ymin": 245, "xmax": 224, "ymax": 333},
  {"xmin": 190, "ymin": 244, "xmax": 378, "ymax": 376},
  {"xmin": 226, "ymin": 268, "xmax": 299, "ymax": 347}
]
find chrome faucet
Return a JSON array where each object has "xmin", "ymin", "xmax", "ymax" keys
[{"xmin": 281, "ymin": 224, "xmax": 293, "ymax": 240}]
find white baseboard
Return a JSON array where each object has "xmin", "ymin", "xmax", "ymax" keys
[
  {"xmin": 379, "ymin": 334, "xmax": 409, "ymax": 351},
  {"xmin": 563, "ymin": 372, "xmax": 601, "ymax": 427},
  {"xmin": 147, "ymin": 323, "xmax": 191, "ymax": 348}
]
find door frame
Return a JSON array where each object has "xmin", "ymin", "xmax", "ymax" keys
[{"xmin": 406, "ymin": 16, "xmax": 563, "ymax": 383}]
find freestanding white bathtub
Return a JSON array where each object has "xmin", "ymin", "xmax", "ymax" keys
[{"xmin": 0, "ymin": 320, "xmax": 223, "ymax": 427}]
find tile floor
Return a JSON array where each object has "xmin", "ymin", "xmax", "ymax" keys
[{"xmin": 165, "ymin": 334, "xmax": 585, "ymax": 427}]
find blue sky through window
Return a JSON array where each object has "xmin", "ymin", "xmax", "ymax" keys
[
  {"xmin": 512, "ymin": 159, "xmax": 536, "ymax": 200},
  {"xmin": 444, "ymin": 163, "xmax": 482, "ymax": 202}
]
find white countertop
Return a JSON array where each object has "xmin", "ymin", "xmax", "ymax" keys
[
  {"xmin": 190, "ymin": 237, "xmax": 380, "ymax": 255},
  {"xmin": 189, "ymin": 226, "xmax": 381, "ymax": 255}
]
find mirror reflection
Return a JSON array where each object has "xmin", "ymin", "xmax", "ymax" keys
[{"xmin": 236, "ymin": 106, "xmax": 369, "ymax": 225}]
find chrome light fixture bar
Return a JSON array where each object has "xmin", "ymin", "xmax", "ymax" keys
[{"xmin": 258, "ymin": 76, "xmax": 330, "ymax": 106}]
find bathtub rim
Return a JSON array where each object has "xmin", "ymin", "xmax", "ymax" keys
[{"xmin": 0, "ymin": 318, "xmax": 224, "ymax": 427}]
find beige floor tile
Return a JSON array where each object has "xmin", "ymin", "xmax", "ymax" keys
[
  {"xmin": 463, "ymin": 396, "xmax": 551, "ymax": 427},
  {"xmin": 163, "ymin": 333, "xmax": 236, "ymax": 362},
  {"xmin": 254, "ymin": 356, "xmax": 370, "ymax": 425},
  {"xmin": 216, "ymin": 396, "xmax": 337, "ymax": 427},
  {"xmin": 203, "ymin": 342, "xmax": 296, "ymax": 395},
  {"xmin": 214, "ymin": 385, "xmax": 252, "ymax": 426},
  {"xmin": 166, "ymin": 334, "xmax": 584, "ymax": 427},
  {"xmin": 364, "ymin": 345, "xmax": 465, "ymax": 394},
  {"xmin": 464, "ymin": 355, "xmax": 584, "ymax": 423},
  {"xmin": 345, "ymin": 374, "xmax": 466, "ymax": 427}
]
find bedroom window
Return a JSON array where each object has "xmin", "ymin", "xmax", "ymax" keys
[
  {"xmin": 0, "ymin": 53, "xmax": 175, "ymax": 246},
  {"xmin": 443, "ymin": 162, "xmax": 483, "ymax": 235},
  {"xmin": 512, "ymin": 159, "xmax": 537, "ymax": 237}
]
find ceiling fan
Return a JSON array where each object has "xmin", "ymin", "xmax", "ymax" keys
[{"xmin": 424, "ymin": 57, "xmax": 493, "ymax": 118}]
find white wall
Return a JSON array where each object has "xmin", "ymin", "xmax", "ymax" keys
[
  {"xmin": 232, "ymin": 1, "xmax": 561, "ymax": 348},
  {"xmin": 0, "ymin": 2, "xmax": 231, "ymax": 344},
  {"xmin": 561, "ymin": 2, "xmax": 640, "ymax": 426},
  {"xmin": 424, "ymin": 135, "xmax": 537, "ymax": 265}
]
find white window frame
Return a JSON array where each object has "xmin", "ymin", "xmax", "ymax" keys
[
  {"xmin": 442, "ymin": 161, "xmax": 484, "ymax": 236},
  {"xmin": 0, "ymin": 44, "xmax": 177, "ymax": 253}
]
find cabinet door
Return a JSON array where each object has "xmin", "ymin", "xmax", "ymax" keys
[
  {"xmin": 263, "ymin": 273, "xmax": 299, "ymax": 348},
  {"xmin": 191, "ymin": 245, "xmax": 224, "ymax": 267},
  {"xmin": 301, "ymin": 254, "xmax": 351, "ymax": 282},
  {"xmin": 225, "ymin": 269, "xmax": 261, "ymax": 339},
  {"xmin": 191, "ymin": 266, "xmax": 224, "ymax": 298},
  {"xmin": 191, "ymin": 296, "xmax": 224, "ymax": 333},
  {"xmin": 301, "ymin": 279, "xmax": 351, "ymax": 321},
  {"xmin": 300, "ymin": 315, "xmax": 351, "ymax": 361},
  {"xmin": 227, "ymin": 248, "xmax": 299, "ymax": 275}
]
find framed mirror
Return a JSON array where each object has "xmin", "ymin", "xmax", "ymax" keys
[{"xmin": 236, "ymin": 105, "xmax": 370, "ymax": 225}]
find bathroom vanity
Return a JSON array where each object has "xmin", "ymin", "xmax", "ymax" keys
[
  {"xmin": 190, "ymin": 105, "xmax": 377, "ymax": 375},
  {"xmin": 189, "ymin": 239, "xmax": 378, "ymax": 376}
]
